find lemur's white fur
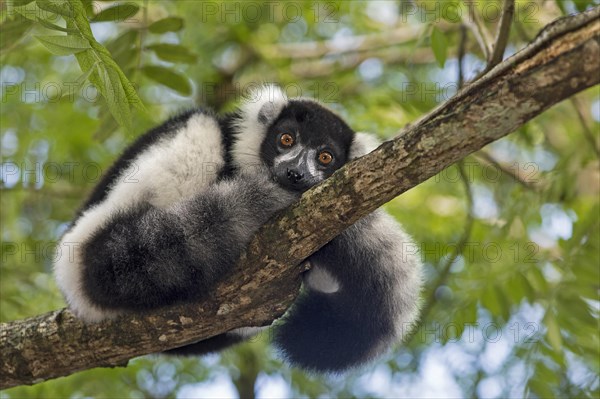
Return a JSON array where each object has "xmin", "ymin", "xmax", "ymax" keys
[
  {"xmin": 229, "ymin": 326, "xmax": 269, "ymax": 338},
  {"xmin": 54, "ymin": 112, "xmax": 225, "ymax": 322},
  {"xmin": 364, "ymin": 211, "xmax": 422, "ymax": 339},
  {"xmin": 304, "ymin": 266, "xmax": 340, "ymax": 294},
  {"xmin": 232, "ymin": 85, "xmax": 288, "ymax": 171},
  {"xmin": 350, "ymin": 132, "xmax": 382, "ymax": 159},
  {"xmin": 273, "ymin": 143, "xmax": 303, "ymax": 167}
]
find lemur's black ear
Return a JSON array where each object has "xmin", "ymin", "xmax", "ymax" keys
[{"xmin": 349, "ymin": 132, "xmax": 382, "ymax": 160}]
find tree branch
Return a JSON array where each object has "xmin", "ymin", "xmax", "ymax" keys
[
  {"xmin": 289, "ymin": 46, "xmax": 435, "ymax": 78},
  {"xmin": 486, "ymin": 0, "xmax": 515, "ymax": 70},
  {"xmin": 1, "ymin": 7, "xmax": 598, "ymax": 390},
  {"xmin": 407, "ymin": 161, "xmax": 474, "ymax": 345},
  {"xmin": 256, "ymin": 24, "xmax": 437, "ymax": 59},
  {"xmin": 570, "ymin": 96, "xmax": 600, "ymax": 157},
  {"xmin": 473, "ymin": 151, "xmax": 541, "ymax": 190},
  {"xmin": 463, "ymin": 1, "xmax": 494, "ymax": 59}
]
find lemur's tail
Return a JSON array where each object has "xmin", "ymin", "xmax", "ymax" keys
[{"xmin": 272, "ymin": 290, "xmax": 396, "ymax": 373}]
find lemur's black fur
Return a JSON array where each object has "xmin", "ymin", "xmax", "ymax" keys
[{"xmin": 54, "ymin": 86, "xmax": 422, "ymax": 373}]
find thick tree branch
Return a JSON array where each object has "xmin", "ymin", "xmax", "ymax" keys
[{"xmin": 1, "ymin": 7, "xmax": 598, "ymax": 390}]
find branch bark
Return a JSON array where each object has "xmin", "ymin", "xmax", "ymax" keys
[{"xmin": 1, "ymin": 7, "xmax": 599, "ymax": 390}]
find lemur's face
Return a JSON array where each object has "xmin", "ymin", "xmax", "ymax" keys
[{"xmin": 260, "ymin": 101, "xmax": 355, "ymax": 192}]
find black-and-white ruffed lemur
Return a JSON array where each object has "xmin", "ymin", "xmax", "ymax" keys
[{"xmin": 54, "ymin": 85, "xmax": 422, "ymax": 373}]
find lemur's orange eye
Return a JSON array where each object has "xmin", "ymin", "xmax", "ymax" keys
[
  {"xmin": 279, "ymin": 133, "xmax": 294, "ymax": 147},
  {"xmin": 318, "ymin": 151, "xmax": 333, "ymax": 165}
]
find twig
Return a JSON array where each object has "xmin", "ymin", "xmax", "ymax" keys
[
  {"xmin": 463, "ymin": 1, "xmax": 494, "ymax": 59},
  {"xmin": 514, "ymin": 18, "xmax": 533, "ymax": 42},
  {"xmin": 473, "ymin": 151, "xmax": 540, "ymax": 190},
  {"xmin": 289, "ymin": 46, "xmax": 435, "ymax": 78},
  {"xmin": 257, "ymin": 24, "xmax": 437, "ymax": 60},
  {"xmin": 486, "ymin": 0, "xmax": 516, "ymax": 71},
  {"xmin": 136, "ymin": 0, "xmax": 148, "ymax": 71},
  {"xmin": 289, "ymin": 34, "xmax": 483, "ymax": 79},
  {"xmin": 458, "ymin": 25, "xmax": 468, "ymax": 89},
  {"xmin": 407, "ymin": 162, "xmax": 474, "ymax": 345},
  {"xmin": 570, "ymin": 96, "xmax": 600, "ymax": 158}
]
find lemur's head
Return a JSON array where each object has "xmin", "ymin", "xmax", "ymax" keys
[{"xmin": 233, "ymin": 85, "xmax": 376, "ymax": 192}]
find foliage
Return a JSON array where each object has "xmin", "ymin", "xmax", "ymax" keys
[{"xmin": 1, "ymin": 0, "xmax": 598, "ymax": 398}]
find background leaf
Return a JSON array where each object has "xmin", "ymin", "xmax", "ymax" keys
[
  {"xmin": 146, "ymin": 43, "xmax": 197, "ymax": 63},
  {"xmin": 35, "ymin": 0, "xmax": 74, "ymax": 17},
  {"xmin": 148, "ymin": 17, "xmax": 184, "ymax": 33},
  {"xmin": 0, "ymin": 17, "xmax": 34, "ymax": 51},
  {"xmin": 36, "ymin": 18, "xmax": 78, "ymax": 33},
  {"xmin": 431, "ymin": 26, "xmax": 448, "ymax": 68},
  {"xmin": 141, "ymin": 65, "xmax": 192, "ymax": 95},
  {"xmin": 91, "ymin": 3, "xmax": 139, "ymax": 22}
]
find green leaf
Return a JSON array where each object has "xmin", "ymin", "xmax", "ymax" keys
[
  {"xmin": 35, "ymin": 34, "xmax": 90, "ymax": 55},
  {"xmin": 141, "ymin": 65, "xmax": 192, "ymax": 96},
  {"xmin": 106, "ymin": 29, "xmax": 139, "ymax": 55},
  {"xmin": 574, "ymin": 0, "xmax": 593, "ymax": 12},
  {"xmin": 146, "ymin": 43, "xmax": 197, "ymax": 63},
  {"xmin": 36, "ymin": 17, "xmax": 78, "ymax": 33},
  {"xmin": 431, "ymin": 26, "xmax": 448, "ymax": 68},
  {"xmin": 11, "ymin": 0, "xmax": 36, "ymax": 6},
  {"xmin": 544, "ymin": 310, "xmax": 562, "ymax": 351},
  {"xmin": 73, "ymin": 46, "xmax": 134, "ymax": 130},
  {"xmin": 526, "ymin": 267, "xmax": 548, "ymax": 293},
  {"xmin": 106, "ymin": 30, "xmax": 139, "ymax": 68},
  {"xmin": 481, "ymin": 284, "xmax": 501, "ymax": 315},
  {"xmin": 148, "ymin": 17, "xmax": 184, "ymax": 33},
  {"xmin": 117, "ymin": 70, "xmax": 145, "ymax": 114},
  {"xmin": 60, "ymin": 60, "xmax": 99, "ymax": 99},
  {"xmin": 96, "ymin": 63, "xmax": 132, "ymax": 131},
  {"xmin": 114, "ymin": 47, "xmax": 138, "ymax": 69},
  {"xmin": 0, "ymin": 17, "xmax": 34, "ymax": 51},
  {"xmin": 68, "ymin": 2, "xmax": 145, "ymax": 115},
  {"xmin": 504, "ymin": 274, "xmax": 527, "ymax": 304},
  {"xmin": 91, "ymin": 3, "xmax": 139, "ymax": 22},
  {"xmin": 93, "ymin": 106, "xmax": 120, "ymax": 141},
  {"xmin": 555, "ymin": 0, "xmax": 567, "ymax": 14},
  {"xmin": 35, "ymin": 0, "xmax": 74, "ymax": 17},
  {"xmin": 528, "ymin": 378, "xmax": 554, "ymax": 399}
]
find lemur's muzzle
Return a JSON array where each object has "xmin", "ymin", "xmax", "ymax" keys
[
  {"xmin": 274, "ymin": 145, "xmax": 320, "ymax": 192},
  {"xmin": 286, "ymin": 168, "xmax": 304, "ymax": 184}
]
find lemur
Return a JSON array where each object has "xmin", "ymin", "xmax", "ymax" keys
[{"xmin": 54, "ymin": 85, "xmax": 422, "ymax": 373}]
